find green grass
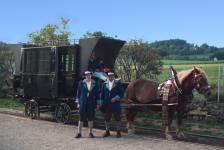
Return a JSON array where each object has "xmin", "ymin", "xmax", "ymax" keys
[
  {"xmin": 198, "ymin": 124, "xmax": 211, "ymax": 129},
  {"xmin": 157, "ymin": 64, "xmax": 224, "ymax": 83},
  {"xmin": 0, "ymin": 98, "xmax": 24, "ymax": 111}
]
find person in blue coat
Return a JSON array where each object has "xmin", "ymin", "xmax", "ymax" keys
[
  {"xmin": 75, "ymin": 71, "xmax": 102, "ymax": 138},
  {"xmin": 100, "ymin": 71, "xmax": 124, "ymax": 138}
]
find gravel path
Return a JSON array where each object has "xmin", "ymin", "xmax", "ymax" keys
[{"xmin": 0, "ymin": 114, "xmax": 222, "ymax": 150}]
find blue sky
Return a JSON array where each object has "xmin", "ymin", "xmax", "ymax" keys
[{"xmin": 1, "ymin": 0, "xmax": 224, "ymax": 47}]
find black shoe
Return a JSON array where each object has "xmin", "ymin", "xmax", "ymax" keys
[
  {"xmin": 116, "ymin": 131, "xmax": 121, "ymax": 138},
  {"xmin": 89, "ymin": 133, "xmax": 94, "ymax": 138},
  {"xmin": 103, "ymin": 130, "xmax": 110, "ymax": 137},
  {"xmin": 75, "ymin": 133, "xmax": 82, "ymax": 138}
]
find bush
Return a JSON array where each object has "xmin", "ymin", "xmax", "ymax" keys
[
  {"xmin": 198, "ymin": 57, "xmax": 209, "ymax": 61},
  {"xmin": 0, "ymin": 88, "xmax": 7, "ymax": 98},
  {"xmin": 189, "ymin": 56, "xmax": 198, "ymax": 61}
]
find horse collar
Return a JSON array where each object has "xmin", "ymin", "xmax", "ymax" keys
[{"xmin": 172, "ymin": 71, "xmax": 194, "ymax": 101}]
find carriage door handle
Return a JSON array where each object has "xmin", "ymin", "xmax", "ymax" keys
[
  {"xmin": 52, "ymin": 77, "xmax": 54, "ymax": 84},
  {"xmin": 29, "ymin": 78, "xmax": 31, "ymax": 84}
]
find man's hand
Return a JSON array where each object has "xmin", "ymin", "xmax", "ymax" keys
[
  {"xmin": 77, "ymin": 103, "xmax": 81, "ymax": 109},
  {"xmin": 96, "ymin": 69, "xmax": 99, "ymax": 72},
  {"xmin": 97, "ymin": 104, "xmax": 103, "ymax": 109},
  {"xmin": 111, "ymin": 98, "xmax": 116, "ymax": 103}
]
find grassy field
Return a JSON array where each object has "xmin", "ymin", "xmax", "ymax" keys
[
  {"xmin": 0, "ymin": 98, "xmax": 223, "ymax": 138},
  {"xmin": 157, "ymin": 64, "xmax": 224, "ymax": 83}
]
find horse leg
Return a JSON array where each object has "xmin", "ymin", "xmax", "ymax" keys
[
  {"xmin": 125, "ymin": 106, "xmax": 139, "ymax": 134},
  {"xmin": 165, "ymin": 109, "xmax": 175, "ymax": 139},
  {"xmin": 176, "ymin": 110, "xmax": 186, "ymax": 139}
]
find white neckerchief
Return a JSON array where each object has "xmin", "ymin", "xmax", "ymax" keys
[
  {"xmin": 109, "ymin": 80, "xmax": 114, "ymax": 91},
  {"xmin": 87, "ymin": 80, "xmax": 91, "ymax": 96}
]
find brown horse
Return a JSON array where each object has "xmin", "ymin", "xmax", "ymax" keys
[{"xmin": 125, "ymin": 67, "xmax": 211, "ymax": 139}]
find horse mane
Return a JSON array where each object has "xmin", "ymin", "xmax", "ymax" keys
[{"xmin": 176, "ymin": 68, "xmax": 208, "ymax": 86}]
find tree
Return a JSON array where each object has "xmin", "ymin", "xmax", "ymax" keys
[
  {"xmin": 116, "ymin": 38, "xmax": 163, "ymax": 82},
  {"xmin": 208, "ymin": 46, "xmax": 218, "ymax": 53},
  {"xmin": 209, "ymin": 51, "xmax": 224, "ymax": 60},
  {"xmin": 157, "ymin": 45, "xmax": 168, "ymax": 57},
  {"xmin": 81, "ymin": 30, "xmax": 116, "ymax": 39},
  {"xmin": 26, "ymin": 16, "xmax": 74, "ymax": 45},
  {"xmin": 200, "ymin": 43, "xmax": 209, "ymax": 51},
  {"xmin": 0, "ymin": 42, "xmax": 14, "ymax": 91}
]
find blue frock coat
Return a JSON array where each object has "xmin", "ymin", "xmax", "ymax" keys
[
  {"xmin": 100, "ymin": 80, "xmax": 124, "ymax": 114},
  {"xmin": 76, "ymin": 79, "xmax": 102, "ymax": 115}
]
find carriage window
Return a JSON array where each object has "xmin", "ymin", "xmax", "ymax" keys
[
  {"xmin": 26, "ymin": 51, "xmax": 35, "ymax": 72},
  {"xmin": 65, "ymin": 49, "xmax": 75, "ymax": 72},
  {"xmin": 39, "ymin": 49, "xmax": 50, "ymax": 73},
  {"xmin": 71, "ymin": 50, "xmax": 75, "ymax": 71},
  {"xmin": 39, "ymin": 51, "xmax": 44, "ymax": 72},
  {"xmin": 65, "ymin": 55, "xmax": 69, "ymax": 71},
  {"xmin": 31, "ymin": 51, "xmax": 35, "ymax": 72},
  {"xmin": 44, "ymin": 51, "xmax": 49, "ymax": 72},
  {"xmin": 26, "ymin": 51, "xmax": 31, "ymax": 72},
  {"xmin": 51, "ymin": 53, "xmax": 55, "ymax": 72}
]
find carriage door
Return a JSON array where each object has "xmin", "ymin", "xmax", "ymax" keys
[
  {"xmin": 23, "ymin": 49, "xmax": 37, "ymax": 97},
  {"xmin": 62, "ymin": 47, "xmax": 77, "ymax": 95},
  {"xmin": 36, "ymin": 47, "xmax": 56, "ymax": 99}
]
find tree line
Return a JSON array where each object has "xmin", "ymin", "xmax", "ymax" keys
[{"xmin": 149, "ymin": 39, "xmax": 224, "ymax": 59}]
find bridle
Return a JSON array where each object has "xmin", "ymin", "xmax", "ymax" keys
[{"xmin": 193, "ymin": 74, "xmax": 210, "ymax": 94}]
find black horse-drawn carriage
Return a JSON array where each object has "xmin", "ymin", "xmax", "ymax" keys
[{"xmin": 5, "ymin": 37, "xmax": 127, "ymax": 123}]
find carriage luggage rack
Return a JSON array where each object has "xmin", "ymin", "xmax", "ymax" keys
[{"xmin": 26, "ymin": 39, "xmax": 79, "ymax": 46}]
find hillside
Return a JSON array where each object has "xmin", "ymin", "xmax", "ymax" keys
[{"xmin": 149, "ymin": 39, "xmax": 224, "ymax": 58}]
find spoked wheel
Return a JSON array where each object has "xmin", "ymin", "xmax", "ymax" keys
[
  {"xmin": 25, "ymin": 100, "xmax": 38, "ymax": 119},
  {"xmin": 55, "ymin": 103, "xmax": 71, "ymax": 124}
]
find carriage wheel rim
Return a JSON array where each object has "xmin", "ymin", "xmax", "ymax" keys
[
  {"xmin": 56, "ymin": 104, "xmax": 70, "ymax": 123},
  {"xmin": 26, "ymin": 101, "xmax": 36, "ymax": 119}
]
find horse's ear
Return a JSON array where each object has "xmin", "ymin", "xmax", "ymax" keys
[
  {"xmin": 194, "ymin": 67, "xmax": 200, "ymax": 74},
  {"xmin": 171, "ymin": 66, "xmax": 177, "ymax": 74}
]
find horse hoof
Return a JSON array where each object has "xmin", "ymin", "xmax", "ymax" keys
[
  {"xmin": 128, "ymin": 129, "xmax": 135, "ymax": 134},
  {"xmin": 166, "ymin": 134, "xmax": 173, "ymax": 140},
  {"xmin": 177, "ymin": 132, "xmax": 186, "ymax": 139}
]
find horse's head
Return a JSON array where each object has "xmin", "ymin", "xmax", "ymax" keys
[{"xmin": 193, "ymin": 67, "xmax": 211, "ymax": 99}]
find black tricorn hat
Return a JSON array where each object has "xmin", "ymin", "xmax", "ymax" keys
[{"xmin": 106, "ymin": 70, "xmax": 115, "ymax": 76}]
